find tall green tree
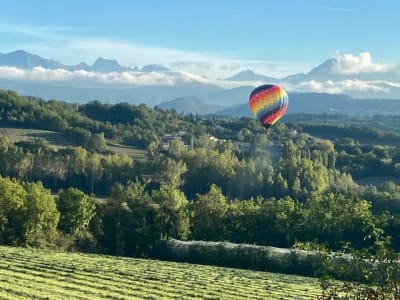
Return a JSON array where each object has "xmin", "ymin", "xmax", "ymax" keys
[
  {"xmin": 0, "ymin": 177, "xmax": 27, "ymax": 244},
  {"xmin": 152, "ymin": 184, "xmax": 189, "ymax": 239},
  {"xmin": 23, "ymin": 182, "xmax": 60, "ymax": 246},
  {"xmin": 191, "ymin": 184, "xmax": 228, "ymax": 241},
  {"xmin": 57, "ymin": 188, "xmax": 96, "ymax": 235}
]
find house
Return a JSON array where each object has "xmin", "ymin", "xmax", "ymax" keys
[{"xmin": 159, "ymin": 132, "xmax": 187, "ymax": 149}]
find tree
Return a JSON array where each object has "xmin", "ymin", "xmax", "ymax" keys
[
  {"xmin": 103, "ymin": 181, "xmax": 155, "ymax": 256},
  {"xmin": 182, "ymin": 146, "xmax": 239, "ymax": 198},
  {"xmin": 159, "ymin": 159, "xmax": 187, "ymax": 188},
  {"xmin": 301, "ymin": 193, "xmax": 376, "ymax": 250},
  {"xmin": 167, "ymin": 138, "xmax": 186, "ymax": 158},
  {"xmin": 282, "ymin": 140, "xmax": 298, "ymax": 160},
  {"xmin": 318, "ymin": 237, "xmax": 400, "ymax": 299},
  {"xmin": 229, "ymin": 156, "xmax": 274, "ymax": 199},
  {"xmin": 0, "ymin": 177, "xmax": 27, "ymax": 244},
  {"xmin": 57, "ymin": 188, "xmax": 96, "ymax": 235},
  {"xmin": 23, "ymin": 182, "xmax": 60, "ymax": 246},
  {"xmin": 274, "ymin": 172, "xmax": 289, "ymax": 198},
  {"xmin": 85, "ymin": 153, "xmax": 103, "ymax": 194},
  {"xmin": 88, "ymin": 132, "xmax": 107, "ymax": 152},
  {"xmin": 257, "ymin": 197, "xmax": 298, "ymax": 247},
  {"xmin": 151, "ymin": 184, "xmax": 190, "ymax": 239},
  {"xmin": 102, "ymin": 153, "xmax": 135, "ymax": 190},
  {"xmin": 224, "ymin": 198, "xmax": 262, "ymax": 243},
  {"xmin": 191, "ymin": 184, "xmax": 228, "ymax": 241}
]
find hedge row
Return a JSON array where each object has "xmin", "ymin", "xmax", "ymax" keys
[{"xmin": 154, "ymin": 239, "xmax": 326, "ymax": 277}]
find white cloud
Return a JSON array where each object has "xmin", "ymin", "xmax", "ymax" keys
[
  {"xmin": 285, "ymin": 79, "xmax": 389, "ymax": 94},
  {"xmin": 383, "ymin": 81, "xmax": 400, "ymax": 88},
  {"xmin": 0, "ymin": 66, "xmax": 219, "ymax": 87},
  {"xmin": 331, "ymin": 52, "xmax": 393, "ymax": 74},
  {"xmin": 0, "ymin": 65, "xmax": 395, "ymax": 96}
]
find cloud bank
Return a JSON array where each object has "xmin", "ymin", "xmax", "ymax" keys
[
  {"xmin": 0, "ymin": 66, "xmax": 218, "ymax": 87},
  {"xmin": 0, "ymin": 65, "xmax": 397, "ymax": 98},
  {"xmin": 331, "ymin": 52, "xmax": 394, "ymax": 74},
  {"xmin": 286, "ymin": 79, "xmax": 388, "ymax": 94}
]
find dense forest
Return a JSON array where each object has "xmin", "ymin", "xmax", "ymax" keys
[{"xmin": 0, "ymin": 89, "xmax": 400, "ymax": 262}]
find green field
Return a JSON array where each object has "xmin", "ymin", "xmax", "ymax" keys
[
  {"xmin": 0, "ymin": 127, "xmax": 70, "ymax": 146},
  {"xmin": 0, "ymin": 246, "xmax": 322, "ymax": 299},
  {"xmin": 106, "ymin": 142, "xmax": 147, "ymax": 160},
  {"xmin": 0, "ymin": 127, "xmax": 147, "ymax": 159}
]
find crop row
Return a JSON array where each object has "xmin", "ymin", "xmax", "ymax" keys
[{"xmin": 0, "ymin": 246, "xmax": 321, "ymax": 299}]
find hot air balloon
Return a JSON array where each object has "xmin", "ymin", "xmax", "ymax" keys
[{"xmin": 248, "ymin": 84, "xmax": 288, "ymax": 130}]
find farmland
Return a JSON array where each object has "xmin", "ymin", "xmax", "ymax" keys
[
  {"xmin": 0, "ymin": 246, "xmax": 321, "ymax": 299},
  {"xmin": 0, "ymin": 127, "xmax": 69, "ymax": 146},
  {"xmin": 0, "ymin": 127, "xmax": 147, "ymax": 159},
  {"xmin": 106, "ymin": 142, "xmax": 147, "ymax": 160}
]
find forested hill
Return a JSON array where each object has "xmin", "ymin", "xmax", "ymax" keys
[
  {"xmin": 0, "ymin": 88, "xmax": 400, "ymax": 266},
  {"xmin": 0, "ymin": 89, "xmax": 197, "ymax": 149}
]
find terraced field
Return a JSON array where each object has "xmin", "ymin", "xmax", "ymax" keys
[{"xmin": 0, "ymin": 246, "xmax": 322, "ymax": 299}]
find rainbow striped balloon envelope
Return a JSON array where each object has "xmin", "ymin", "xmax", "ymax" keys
[{"xmin": 248, "ymin": 84, "xmax": 289, "ymax": 130}]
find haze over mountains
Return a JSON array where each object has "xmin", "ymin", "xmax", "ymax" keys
[{"xmin": 0, "ymin": 50, "xmax": 400, "ymax": 116}]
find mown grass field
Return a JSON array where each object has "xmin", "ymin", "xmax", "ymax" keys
[
  {"xmin": 106, "ymin": 142, "xmax": 147, "ymax": 160},
  {"xmin": 0, "ymin": 127, "xmax": 70, "ymax": 146},
  {"xmin": 0, "ymin": 246, "xmax": 322, "ymax": 299},
  {"xmin": 0, "ymin": 127, "xmax": 147, "ymax": 160}
]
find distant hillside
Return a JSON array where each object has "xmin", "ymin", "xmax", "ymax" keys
[
  {"xmin": 202, "ymin": 86, "xmax": 254, "ymax": 106},
  {"xmin": 215, "ymin": 93, "xmax": 400, "ymax": 117},
  {"xmin": 0, "ymin": 78, "xmax": 223, "ymax": 106},
  {"xmin": 157, "ymin": 96, "xmax": 222, "ymax": 114}
]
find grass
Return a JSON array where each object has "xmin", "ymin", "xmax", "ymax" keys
[
  {"xmin": 106, "ymin": 142, "xmax": 147, "ymax": 160},
  {"xmin": 0, "ymin": 127, "xmax": 69, "ymax": 146},
  {"xmin": 0, "ymin": 127, "xmax": 147, "ymax": 160},
  {"xmin": 0, "ymin": 245, "xmax": 322, "ymax": 299}
]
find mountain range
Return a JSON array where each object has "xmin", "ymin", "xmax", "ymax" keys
[
  {"xmin": 0, "ymin": 50, "xmax": 171, "ymax": 73},
  {"xmin": 0, "ymin": 50, "xmax": 400, "ymax": 116}
]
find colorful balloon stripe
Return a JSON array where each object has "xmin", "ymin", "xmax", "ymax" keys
[{"xmin": 248, "ymin": 84, "xmax": 288, "ymax": 130}]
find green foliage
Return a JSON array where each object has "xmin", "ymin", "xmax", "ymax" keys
[
  {"xmin": 0, "ymin": 177, "xmax": 27, "ymax": 244},
  {"xmin": 317, "ymin": 238, "xmax": 400, "ymax": 299},
  {"xmin": 23, "ymin": 181, "xmax": 60, "ymax": 246},
  {"xmin": 191, "ymin": 184, "xmax": 228, "ymax": 241},
  {"xmin": 151, "ymin": 184, "xmax": 190, "ymax": 240},
  {"xmin": 156, "ymin": 239, "xmax": 325, "ymax": 277},
  {"xmin": 300, "ymin": 193, "xmax": 376, "ymax": 250},
  {"xmin": 296, "ymin": 123, "xmax": 400, "ymax": 145},
  {"xmin": 57, "ymin": 188, "xmax": 96, "ymax": 235},
  {"xmin": 180, "ymin": 146, "xmax": 240, "ymax": 198},
  {"xmin": 4, "ymin": 88, "xmax": 400, "ymax": 279},
  {"xmin": 0, "ymin": 177, "xmax": 59, "ymax": 246}
]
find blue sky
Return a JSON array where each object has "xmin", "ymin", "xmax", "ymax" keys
[{"xmin": 1, "ymin": 0, "xmax": 399, "ymax": 78}]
